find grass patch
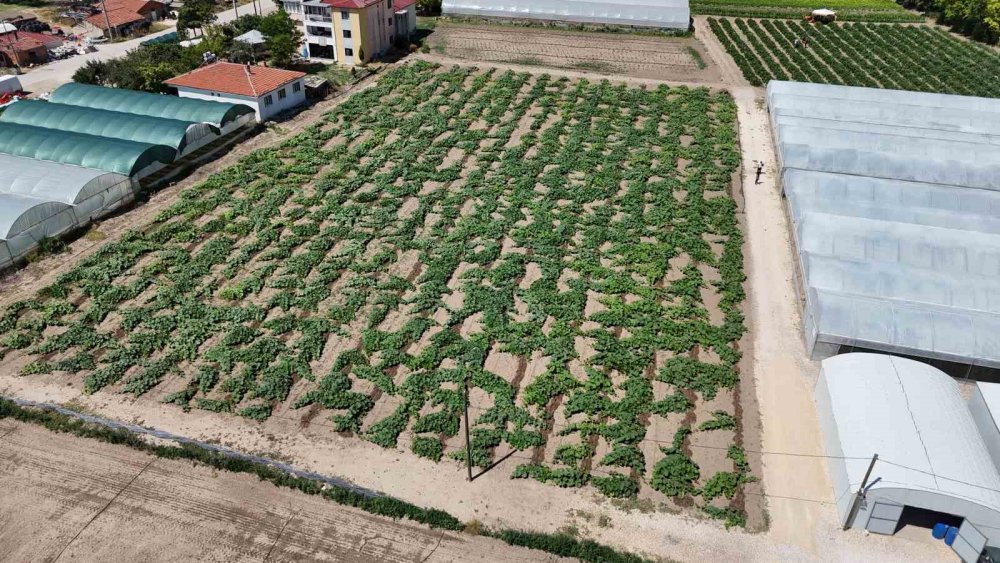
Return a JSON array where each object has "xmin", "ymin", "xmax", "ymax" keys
[{"xmin": 685, "ymin": 46, "xmax": 707, "ymax": 69}]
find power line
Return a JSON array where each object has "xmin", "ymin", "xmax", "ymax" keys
[{"xmin": 269, "ymin": 405, "xmax": 1000, "ymax": 496}]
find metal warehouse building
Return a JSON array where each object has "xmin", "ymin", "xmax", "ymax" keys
[
  {"xmin": 767, "ymin": 81, "xmax": 1000, "ymax": 374},
  {"xmin": 442, "ymin": 0, "xmax": 690, "ymax": 30},
  {"xmin": 816, "ymin": 353, "xmax": 1000, "ymax": 550},
  {"xmin": 0, "ymin": 84, "xmax": 256, "ymax": 269}
]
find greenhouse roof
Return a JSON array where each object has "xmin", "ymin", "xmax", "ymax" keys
[
  {"xmin": 0, "ymin": 100, "xmax": 208, "ymax": 156},
  {"xmin": 442, "ymin": 0, "xmax": 690, "ymax": 29},
  {"xmin": 0, "ymin": 193, "xmax": 71, "ymax": 240},
  {"xmin": 820, "ymin": 354, "xmax": 1000, "ymax": 515},
  {"xmin": 0, "ymin": 154, "xmax": 131, "ymax": 205},
  {"xmin": 50, "ymin": 82, "xmax": 254, "ymax": 128},
  {"xmin": 768, "ymin": 81, "xmax": 1000, "ymax": 367},
  {"xmin": 0, "ymin": 123, "xmax": 175, "ymax": 176}
]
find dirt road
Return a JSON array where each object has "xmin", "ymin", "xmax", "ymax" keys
[
  {"xmin": 0, "ymin": 419, "xmax": 567, "ymax": 563},
  {"xmin": 16, "ymin": 2, "xmax": 276, "ymax": 94}
]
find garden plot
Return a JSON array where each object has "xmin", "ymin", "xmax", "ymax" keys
[
  {"xmin": 426, "ymin": 23, "xmax": 723, "ymax": 83},
  {"xmin": 709, "ymin": 18, "xmax": 1000, "ymax": 97},
  {"xmin": 0, "ymin": 62, "xmax": 754, "ymax": 526}
]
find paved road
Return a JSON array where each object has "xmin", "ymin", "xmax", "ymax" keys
[
  {"xmin": 18, "ymin": 0, "xmax": 276, "ymax": 94},
  {"xmin": 0, "ymin": 419, "xmax": 567, "ymax": 562}
]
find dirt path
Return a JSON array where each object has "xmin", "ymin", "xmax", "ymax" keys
[
  {"xmin": 692, "ymin": 16, "xmax": 749, "ymax": 87},
  {"xmin": 415, "ymin": 53, "xmax": 731, "ymax": 91},
  {"xmin": 0, "ymin": 419, "xmax": 568, "ymax": 562},
  {"xmin": 729, "ymin": 85, "xmax": 829, "ymax": 551}
]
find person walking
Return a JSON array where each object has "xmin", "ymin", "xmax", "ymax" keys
[{"xmin": 755, "ymin": 162, "xmax": 764, "ymax": 185}]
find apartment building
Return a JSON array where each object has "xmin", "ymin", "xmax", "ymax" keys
[{"xmin": 283, "ymin": 0, "xmax": 416, "ymax": 65}]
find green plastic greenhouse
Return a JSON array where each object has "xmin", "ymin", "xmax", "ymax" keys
[
  {"xmin": 0, "ymin": 100, "xmax": 218, "ymax": 158},
  {"xmin": 50, "ymin": 82, "xmax": 255, "ymax": 129},
  {"xmin": 0, "ymin": 123, "xmax": 175, "ymax": 176}
]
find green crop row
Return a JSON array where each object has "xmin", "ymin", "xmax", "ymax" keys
[
  {"xmin": 693, "ymin": 3, "xmax": 923, "ymax": 21},
  {"xmin": 709, "ymin": 18, "xmax": 1000, "ymax": 97},
  {"xmin": 0, "ymin": 61, "xmax": 752, "ymax": 525}
]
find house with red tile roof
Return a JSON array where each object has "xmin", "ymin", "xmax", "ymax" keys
[
  {"xmin": 165, "ymin": 62, "xmax": 307, "ymax": 121},
  {"xmin": 0, "ymin": 29, "xmax": 62, "ymax": 67},
  {"xmin": 280, "ymin": 0, "xmax": 416, "ymax": 64},
  {"xmin": 85, "ymin": 0, "xmax": 169, "ymax": 38}
]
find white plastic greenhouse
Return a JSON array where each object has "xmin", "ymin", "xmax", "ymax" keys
[
  {"xmin": 816, "ymin": 354, "xmax": 1000, "ymax": 546},
  {"xmin": 442, "ymin": 0, "xmax": 690, "ymax": 30},
  {"xmin": 0, "ymin": 154, "xmax": 135, "ymax": 268},
  {"xmin": 767, "ymin": 81, "xmax": 1000, "ymax": 368}
]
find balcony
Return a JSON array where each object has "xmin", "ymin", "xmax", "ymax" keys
[
  {"xmin": 306, "ymin": 27, "xmax": 332, "ymax": 37},
  {"xmin": 305, "ymin": 13, "xmax": 332, "ymax": 22}
]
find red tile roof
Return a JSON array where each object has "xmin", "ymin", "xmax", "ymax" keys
[
  {"xmin": 0, "ymin": 30, "xmax": 62, "ymax": 47},
  {"xmin": 0, "ymin": 34, "xmax": 46, "ymax": 54},
  {"xmin": 165, "ymin": 62, "xmax": 306, "ymax": 97},
  {"xmin": 102, "ymin": 0, "xmax": 165, "ymax": 11},
  {"xmin": 394, "ymin": 0, "xmax": 415, "ymax": 10},
  {"xmin": 85, "ymin": 9, "xmax": 147, "ymax": 29},
  {"xmin": 322, "ymin": 0, "xmax": 381, "ymax": 9}
]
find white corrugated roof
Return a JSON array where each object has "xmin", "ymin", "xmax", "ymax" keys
[
  {"xmin": 770, "ymin": 81, "xmax": 1000, "ymax": 367},
  {"xmin": 980, "ymin": 382, "xmax": 1000, "ymax": 419},
  {"xmin": 0, "ymin": 154, "xmax": 130, "ymax": 205},
  {"xmin": 822, "ymin": 354, "xmax": 1000, "ymax": 512}
]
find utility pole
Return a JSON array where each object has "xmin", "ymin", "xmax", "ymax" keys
[
  {"xmin": 843, "ymin": 453, "xmax": 878, "ymax": 530},
  {"xmin": 463, "ymin": 373, "xmax": 473, "ymax": 481},
  {"xmin": 99, "ymin": 0, "xmax": 116, "ymax": 40},
  {"xmin": 3, "ymin": 29, "xmax": 21, "ymax": 73},
  {"xmin": 232, "ymin": 0, "xmax": 240, "ymax": 18}
]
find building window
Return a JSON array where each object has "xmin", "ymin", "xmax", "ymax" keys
[
  {"xmin": 292, "ymin": 81, "xmax": 301, "ymax": 93},
  {"xmin": 341, "ymin": 10, "xmax": 349, "ymax": 19},
  {"xmin": 343, "ymin": 29, "xmax": 351, "ymax": 38},
  {"xmin": 387, "ymin": 0, "xmax": 392, "ymax": 7},
  {"xmin": 278, "ymin": 87, "xmax": 286, "ymax": 100},
  {"xmin": 264, "ymin": 95, "xmax": 273, "ymax": 106},
  {"xmin": 345, "ymin": 47, "xmax": 353, "ymax": 57},
  {"xmin": 388, "ymin": 17, "xmax": 393, "ymax": 25}
]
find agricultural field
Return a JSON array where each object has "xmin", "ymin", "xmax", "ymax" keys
[
  {"xmin": 0, "ymin": 62, "xmax": 758, "ymax": 526},
  {"xmin": 709, "ymin": 18, "xmax": 1000, "ymax": 97},
  {"xmin": 426, "ymin": 23, "xmax": 722, "ymax": 83},
  {"xmin": 691, "ymin": 0, "xmax": 922, "ymax": 21}
]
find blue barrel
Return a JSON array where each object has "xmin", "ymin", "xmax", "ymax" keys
[
  {"xmin": 932, "ymin": 523, "xmax": 948, "ymax": 539},
  {"xmin": 944, "ymin": 526, "xmax": 959, "ymax": 546}
]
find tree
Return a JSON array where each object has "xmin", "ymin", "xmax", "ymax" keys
[
  {"xmin": 416, "ymin": 0, "xmax": 441, "ymax": 15},
  {"xmin": 178, "ymin": 0, "xmax": 217, "ymax": 39},
  {"xmin": 258, "ymin": 10, "xmax": 302, "ymax": 67},
  {"xmin": 989, "ymin": 0, "xmax": 1000, "ymax": 34}
]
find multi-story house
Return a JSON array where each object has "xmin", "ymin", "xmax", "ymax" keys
[{"xmin": 283, "ymin": 0, "xmax": 416, "ymax": 65}]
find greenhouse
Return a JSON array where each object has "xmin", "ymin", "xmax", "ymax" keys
[
  {"xmin": 767, "ymin": 81, "xmax": 1000, "ymax": 368},
  {"xmin": 50, "ymin": 82, "xmax": 256, "ymax": 131},
  {"xmin": 0, "ymin": 154, "xmax": 135, "ymax": 268},
  {"xmin": 816, "ymin": 353, "xmax": 1000, "ymax": 548},
  {"xmin": 0, "ymin": 123, "xmax": 175, "ymax": 177},
  {"xmin": 0, "ymin": 100, "xmax": 218, "ymax": 158},
  {"xmin": 442, "ymin": 0, "xmax": 690, "ymax": 30}
]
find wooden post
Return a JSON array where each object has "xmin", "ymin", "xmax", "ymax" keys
[{"xmin": 464, "ymin": 373, "xmax": 472, "ymax": 481}]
